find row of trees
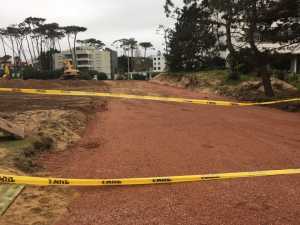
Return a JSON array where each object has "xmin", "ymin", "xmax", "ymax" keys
[
  {"xmin": 0, "ymin": 17, "xmax": 87, "ymax": 71},
  {"xmin": 164, "ymin": 0, "xmax": 300, "ymax": 96},
  {"xmin": 0, "ymin": 18, "xmax": 155, "ymax": 75},
  {"xmin": 112, "ymin": 38, "xmax": 154, "ymax": 72}
]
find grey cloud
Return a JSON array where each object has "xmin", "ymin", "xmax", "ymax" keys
[{"xmin": 1, "ymin": 0, "xmax": 182, "ymax": 54}]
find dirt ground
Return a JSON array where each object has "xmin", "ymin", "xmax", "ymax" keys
[
  {"xmin": 0, "ymin": 80, "xmax": 108, "ymax": 225},
  {"xmin": 1, "ymin": 80, "xmax": 300, "ymax": 225}
]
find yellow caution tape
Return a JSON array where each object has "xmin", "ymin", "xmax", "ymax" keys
[
  {"xmin": 0, "ymin": 88, "xmax": 299, "ymax": 106},
  {"xmin": 1, "ymin": 169, "xmax": 300, "ymax": 186}
]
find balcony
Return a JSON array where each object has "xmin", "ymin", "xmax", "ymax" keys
[{"xmin": 77, "ymin": 64, "xmax": 92, "ymax": 68}]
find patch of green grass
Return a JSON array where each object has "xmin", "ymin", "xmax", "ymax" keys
[
  {"xmin": 0, "ymin": 138, "xmax": 33, "ymax": 151},
  {"xmin": 0, "ymin": 136, "xmax": 54, "ymax": 173},
  {"xmin": 288, "ymin": 74, "xmax": 300, "ymax": 91}
]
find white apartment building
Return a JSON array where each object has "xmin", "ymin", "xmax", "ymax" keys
[
  {"xmin": 152, "ymin": 53, "xmax": 166, "ymax": 72},
  {"xmin": 53, "ymin": 47, "xmax": 118, "ymax": 79}
]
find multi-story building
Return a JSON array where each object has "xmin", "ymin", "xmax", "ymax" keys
[
  {"xmin": 152, "ymin": 53, "xmax": 166, "ymax": 72},
  {"xmin": 53, "ymin": 47, "xmax": 118, "ymax": 79}
]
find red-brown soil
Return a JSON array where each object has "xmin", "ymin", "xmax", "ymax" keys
[{"xmin": 36, "ymin": 81, "xmax": 300, "ymax": 225}]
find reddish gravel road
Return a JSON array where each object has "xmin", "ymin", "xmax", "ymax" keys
[{"xmin": 43, "ymin": 81, "xmax": 300, "ymax": 225}]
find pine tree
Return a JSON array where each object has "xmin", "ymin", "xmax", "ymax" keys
[{"xmin": 167, "ymin": 1, "xmax": 218, "ymax": 72}]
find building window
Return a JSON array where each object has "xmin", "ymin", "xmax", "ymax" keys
[
  {"xmin": 154, "ymin": 67, "xmax": 157, "ymax": 70},
  {"xmin": 158, "ymin": 67, "xmax": 161, "ymax": 70}
]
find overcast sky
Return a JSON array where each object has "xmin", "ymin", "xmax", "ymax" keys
[{"xmin": 1, "ymin": 0, "xmax": 182, "ymax": 56}]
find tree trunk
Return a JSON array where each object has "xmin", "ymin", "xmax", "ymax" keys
[
  {"xmin": 164, "ymin": 30, "xmax": 169, "ymax": 55},
  {"xmin": 40, "ymin": 37, "xmax": 43, "ymax": 54},
  {"xmin": 0, "ymin": 36, "xmax": 7, "ymax": 55},
  {"xmin": 131, "ymin": 48, "xmax": 134, "ymax": 72},
  {"xmin": 35, "ymin": 38, "xmax": 40, "ymax": 57},
  {"xmin": 73, "ymin": 33, "xmax": 78, "ymax": 69},
  {"xmin": 246, "ymin": 2, "xmax": 274, "ymax": 97},
  {"xmin": 67, "ymin": 35, "xmax": 74, "ymax": 64},
  {"xmin": 10, "ymin": 36, "xmax": 15, "ymax": 67},
  {"xmin": 260, "ymin": 69, "xmax": 274, "ymax": 97},
  {"xmin": 58, "ymin": 40, "xmax": 62, "ymax": 52},
  {"xmin": 19, "ymin": 40, "xmax": 28, "ymax": 64},
  {"xmin": 26, "ymin": 36, "xmax": 34, "ymax": 64},
  {"xmin": 225, "ymin": 7, "xmax": 238, "ymax": 80},
  {"xmin": 30, "ymin": 37, "xmax": 37, "ymax": 60},
  {"xmin": 15, "ymin": 39, "xmax": 21, "ymax": 60}
]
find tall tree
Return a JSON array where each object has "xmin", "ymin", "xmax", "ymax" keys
[
  {"xmin": 167, "ymin": 0, "xmax": 219, "ymax": 71},
  {"xmin": 157, "ymin": 25, "xmax": 172, "ymax": 55},
  {"xmin": 77, "ymin": 38, "xmax": 105, "ymax": 49},
  {"xmin": 238, "ymin": 0, "xmax": 300, "ymax": 96},
  {"xmin": 139, "ymin": 42, "xmax": 153, "ymax": 58},
  {"xmin": 113, "ymin": 38, "xmax": 138, "ymax": 72},
  {"xmin": 0, "ymin": 28, "xmax": 7, "ymax": 56},
  {"xmin": 62, "ymin": 26, "xmax": 87, "ymax": 68},
  {"xmin": 208, "ymin": 0, "xmax": 241, "ymax": 79},
  {"xmin": 24, "ymin": 17, "xmax": 46, "ymax": 61}
]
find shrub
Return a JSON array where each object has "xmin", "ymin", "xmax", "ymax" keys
[
  {"xmin": 22, "ymin": 66, "xmax": 43, "ymax": 80},
  {"xmin": 97, "ymin": 72, "xmax": 108, "ymax": 80},
  {"xmin": 132, "ymin": 74, "xmax": 146, "ymax": 80},
  {"xmin": 79, "ymin": 71, "xmax": 93, "ymax": 80},
  {"xmin": 204, "ymin": 56, "xmax": 226, "ymax": 69},
  {"xmin": 22, "ymin": 66, "xmax": 63, "ymax": 80},
  {"xmin": 81, "ymin": 70, "xmax": 108, "ymax": 80}
]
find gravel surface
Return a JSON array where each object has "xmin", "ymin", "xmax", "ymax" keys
[{"xmin": 37, "ymin": 81, "xmax": 300, "ymax": 225}]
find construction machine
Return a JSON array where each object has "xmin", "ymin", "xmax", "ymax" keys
[{"xmin": 60, "ymin": 59, "xmax": 80, "ymax": 80}]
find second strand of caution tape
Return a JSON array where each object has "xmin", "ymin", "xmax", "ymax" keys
[{"xmin": 1, "ymin": 169, "xmax": 300, "ymax": 186}]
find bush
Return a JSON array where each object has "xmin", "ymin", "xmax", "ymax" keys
[
  {"xmin": 273, "ymin": 69, "xmax": 288, "ymax": 81},
  {"xmin": 204, "ymin": 56, "xmax": 226, "ymax": 69},
  {"xmin": 97, "ymin": 72, "xmax": 108, "ymax": 80},
  {"xmin": 22, "ymin": 66, "xmax": 63, "ymax": 80},
  {"xmin": 233, "ymin": 48, "xmax": 255, "ymax": 74},
  {"xmin": 22, "ymin": 66, "xmax": 42, "ymax": 80},
  {"xmin": 132, "ymin": 74, "xmax": 146, "ymax": 80},
  {"xmin": 14, "ymin": 136, "xmax": 54, "ymax": 172},
  {"xmin": 288, "ymin": 74, "xmax": 300, "ymax": 91},
  {"xmin": 79, "ymin": 71, "xmax": 93, "ymax": 80},
  {"xmin": 81, "ymin": 70, "xmax": 108, "ymax": 80}
]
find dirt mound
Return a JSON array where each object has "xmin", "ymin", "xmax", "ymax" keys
[
  {"xmin": 218, "ymin": 78, "xmax": 299, "ymax": 101},
  {"xmin": 0, "ymin": 110, "xmax": 87, "ymax": 150},
  {"xmin": 153, "ymin": 73, "xmax": 300, "ymax": 101},
  {"xmin": 0, "ymin": 109, "xmax": 90, "ymax": 225}
]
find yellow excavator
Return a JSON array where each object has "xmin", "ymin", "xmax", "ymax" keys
[
  {"xmin": 60, "ymin": 60, "xmax": 80, "ymax": 80},
  {"xmin": 0, "ymin": 64, "xmax": 11, "ymax": 80}
]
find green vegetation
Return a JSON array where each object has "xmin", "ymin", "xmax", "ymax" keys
[
  {"xmin": 0, "ymin": 138, "xmax": 33, "ymax": 151},
  {"xmin": 0, "ymin": 136, "xmax": 53, "ymax": 173},
  {"xmin": 160, "ymin": 70, "xmax": 299, "ymax": 104},
  {"xmin": 80, "ymin": 70, "xmax": 108, "ymax": 80},
  {"xmin": 22, "ymin": 66, "xmax": 63, "ymax": 80},
  {"xmin": 288, "ymin": 74, "xmax": 300, "ymax": 91},
  {"xmin": 164, "ymin": 0, "xmax": 300, "ymax": 97},
  {"xmin": 0, "ymin": 18, "xmax": 87, "ymax": 72}
]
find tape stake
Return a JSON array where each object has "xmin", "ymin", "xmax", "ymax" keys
[
  {"xmin": 1, "ymin": 169, "xmax": 300, "ymax": 187},
  {"xmin": 0, "ymin": 88, "xmax": 299, "ymax": 107}
]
